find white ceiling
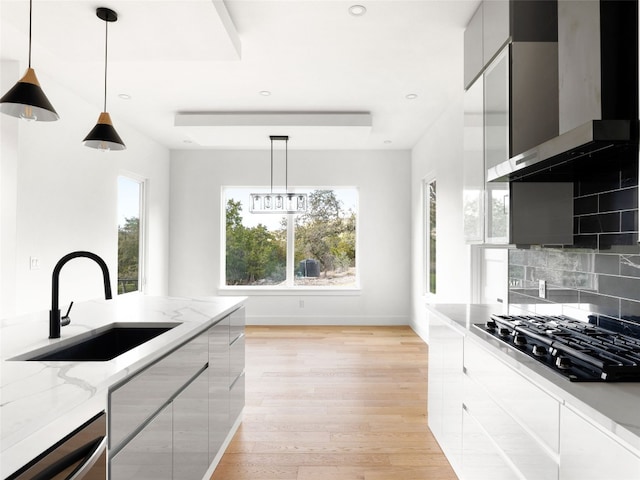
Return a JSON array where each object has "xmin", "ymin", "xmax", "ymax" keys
[{"xmin": 0, "ymin": 0, "xmax": 479, "ymax": 150}]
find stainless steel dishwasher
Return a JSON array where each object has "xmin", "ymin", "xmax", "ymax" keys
[{"xmin": 6, "ymin": 411, "xmax": 106, "ymax": 480}]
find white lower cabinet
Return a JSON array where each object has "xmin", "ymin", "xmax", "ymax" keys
[
  {"xmin": 560, "ymin": 406, "xmax": 640, "ymax": 480},
  {"xmin": 463, "ymin": 373, "xmax": 558, "ymax": 480},
  {"xmin": 464, "ymin": 339, "xmax": 560, "ymax": 455},
  {"xmin": 427, "ymin": 312, "xmax": 464, "ymax": 471},
  {"xmin": 109, "ymin": 307, "xmax": 246, "ymax": 480},
  {"xmin": 429, "ymin": 322, "xmax": 640, "ymax": 480},
  {"xmin": 463, "ymin": 339, "xmax": 560, "ymax": 480},
  {"xmin": 461, "ymin": 406, "xmax": 519, "ymax": 480}
]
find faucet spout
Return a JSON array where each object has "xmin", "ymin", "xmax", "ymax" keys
[{"xmin": 49, "ymin": 251, "xmax": 113, "ymax": 339}]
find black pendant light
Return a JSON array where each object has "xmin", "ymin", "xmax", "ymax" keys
[
  {"xmin": 0, "ymin": 0, "xmax": 59, "ymax": 121},
  {"xmin": 83, "ymin": 7, "xmax": 125, "ymax": 151}
]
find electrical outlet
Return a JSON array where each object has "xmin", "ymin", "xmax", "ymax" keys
[
  {"xmin": 299, "ymin": 300, "xmax": 305, "ymax": 308},
  {"xmin": 30, "ymin": 256, "xmax": 40, "ymax": 270},
  {"xmin": 538, "ymin": 280, "xmax": 546, "ymax": 299}
]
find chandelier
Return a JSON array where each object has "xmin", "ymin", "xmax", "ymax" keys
[{"xmin": 250, "ymin": 135, "xmax": 307, "ymax": 214}]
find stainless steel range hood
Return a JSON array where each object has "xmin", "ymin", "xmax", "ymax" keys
[
  {"xmin": 487, "ymin": 0, "xmax": 638, "ymax": 183},
  {"xmin": 487, "ymin": 119, "xmax": 636, "ymax": 182}
]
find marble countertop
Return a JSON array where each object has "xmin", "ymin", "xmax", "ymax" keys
[
  {"xmin": 0, "ymin": 294, "xmax": 245, "ymax": 478},
  {"xmin": 428, "ymin": 303, "xmax": 640, "ymax": 455}
]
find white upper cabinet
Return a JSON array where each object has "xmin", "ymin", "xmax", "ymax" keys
[
  {"xmin": 464, "ymin": 0, "xmax": 558, "ymax": 92},
  {"xmin": 482, "ymin": 0, "xmax": 509, "ymax": 66},
  {"xmin": 464, "ymin": 4, "xmax": 484, "ymax": 89},
  {"xmin": 463, "ymin": 75, "xmax": 485, "ymax": 243}
]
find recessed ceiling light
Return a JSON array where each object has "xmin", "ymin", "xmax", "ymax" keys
[
  {"xmin": 405, "ymin": 93, "xmax": 418, "ymax": 100},
  {"xmin": 349, "ymin": 5, "xmax": 367, "ymax": 16},
  {"xmin": 118, "ymin": 93, "xmax": 131, "ymax": 100},
  {"xmin": 259, "ymin": 90, "xmax": 272, "ymax": 96}
]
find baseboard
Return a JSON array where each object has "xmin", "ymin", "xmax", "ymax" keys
[
  {"xmin": 246, "ymin": 315, "xmax": 409, "ymax": 326},
  {"xmin": 410, "ymin": 318, "xmax": 429, "ymax": 343}
]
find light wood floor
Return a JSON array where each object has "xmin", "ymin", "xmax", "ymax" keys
[{"xmin": 210, "ymin": 326, "xmax": 458, "ymax": 480}]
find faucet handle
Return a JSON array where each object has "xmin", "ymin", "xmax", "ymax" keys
[{"xmin": 61, "ymin": 301, "xmax": 73, "ymax": 326}]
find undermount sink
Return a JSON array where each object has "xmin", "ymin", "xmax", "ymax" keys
[{"xmin": 11, "ymin": 323, "xmax": 181, "ymax": 362}]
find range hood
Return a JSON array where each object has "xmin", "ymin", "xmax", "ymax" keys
[
  {"xmin": 487, "ymin": 119, "xmax": 636, "ymax": 182},
  {"xmin": 488, "ymin": 0, "xmax": 638, "ymax": 183}
]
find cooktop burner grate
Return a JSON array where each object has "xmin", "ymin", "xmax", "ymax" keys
[{"xmin": 475, "ymin": 314, "xmax": 640, "ymax": 382}]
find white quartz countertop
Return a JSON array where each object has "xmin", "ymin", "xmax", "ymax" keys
[
  {"xmin": 428, "ymin": 303, "xmax": 640, "ymax": 456},
  {"xmin": 0, "ymin": 294, "xmax": 245, "ymax": 478}
]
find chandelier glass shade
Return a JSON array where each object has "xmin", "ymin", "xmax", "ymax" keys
[{"xmin": 250, "ymin": 192, "xmax": 307, "ymax": 214}]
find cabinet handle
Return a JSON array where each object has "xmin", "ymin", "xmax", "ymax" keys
[
  {"xmin": 29, "ymin": 436, "xmax": 106, "ymax": 480},
  {"xmin": 68, "ymin": 437, "xmax": 107, "ymax": 480},
  {"xmin": 229, "ymin": 371, "xmax": 245, "ymax": 390},
  {"xmin": 230, "ymin": 332, "xmax": 245, "ymax": 346}
]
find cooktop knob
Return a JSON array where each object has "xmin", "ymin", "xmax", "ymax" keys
[
  {"xmin": 486, "ymin": 320, "xmax": 497, "ymax": 331},
  {"xmin": 555, "ymin": 356, "xmax": 571, "ymax": 370},
  {"xmin": 514, "ymin": 334, "xmax": 527, "ymax": 346},
  {"xmin": 532, "ymin": 345, "xmax": 547, "ymax": 357},
  {"xmin": 498, "ymin": 327, "xmax": 511, "ymax": 337}
]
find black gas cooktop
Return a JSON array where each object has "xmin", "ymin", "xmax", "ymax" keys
[{"xmin": 475, "ymin": 314, "xmax": 640, "ymax": 382}]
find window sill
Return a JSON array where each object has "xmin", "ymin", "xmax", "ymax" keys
[
  {"xmin": 217, "ymin": 286, "xmax": 361, "ymax": 296},
  {"xmin": 117, "ymin": 290, "xmax": 142, "ymax": 297}
]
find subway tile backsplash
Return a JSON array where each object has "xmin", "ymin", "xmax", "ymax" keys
[{"xmin": 509, "ymin": 154, "xmax": 640, "ymax": 336}]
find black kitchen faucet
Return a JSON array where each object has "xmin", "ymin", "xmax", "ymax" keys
[{"xmin": 49, "ymin": 251, "xmax": 112, "ymax": 338}]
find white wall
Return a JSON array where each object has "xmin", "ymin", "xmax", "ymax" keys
[
  {"xmin": 410, "ymin": 94, "xmax": 470, "ymax": 340},
  {"xmin": 1, "ymin": 61, "xmax": 19, "ymax": 317},
  {"xmin": 169, "ymin": 149, "xmax": 412, "ymax": 325},
  {"xmin": 0, "ymin": 61, "xmax": 171, "ymax": 318}
]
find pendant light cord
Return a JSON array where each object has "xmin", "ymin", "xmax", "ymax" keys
[
  {"xmin": 103, "ymin": 18, "xmax": 109, "ymax": 112},
  {"xmin": 27, "ymin": 0, "xmax": 32, "ymax": 68},
  {"xmin": 268, "ymin": 136, "xmax": 290, "ymax": 194},
  {"xmin": 270, "ymin": 138, "xmax": 274, "ymax": 194}
]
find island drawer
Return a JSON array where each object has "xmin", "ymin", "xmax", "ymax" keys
[{"xmin": 109, "ymin": 332, "xmax": 208, "ymax": 450}]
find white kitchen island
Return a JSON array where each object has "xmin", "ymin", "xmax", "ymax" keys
[
  {"xmin": 427, "ymin": 304, "xmax": 640, "ymax": 480},
  {"xmin": 0, "ymin": 294, "xmax": 245, "ymax": 479}
]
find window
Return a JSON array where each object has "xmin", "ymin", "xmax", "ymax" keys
[
  {"xmin": 425, "ymin": 179, "xmax": 436, "ymax": 295},
  {"xmin": 223, "ymin": 187, "xmax": 358, "ymax": 288},
  {"xmin": 117, "ymin": 176, "xmax": 144, "ymax": 294}
]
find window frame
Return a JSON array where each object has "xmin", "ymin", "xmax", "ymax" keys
[
  {"xmin": 219, "ymin": 186, "xmax": 360, "ymax": 294},
  {"xmin": 117, "ymin": 173, "xmax": 146, "ymax": 295},
  {"xmin": 424, "ymin": 177, "xmax": 436, "ymax": 297}
]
